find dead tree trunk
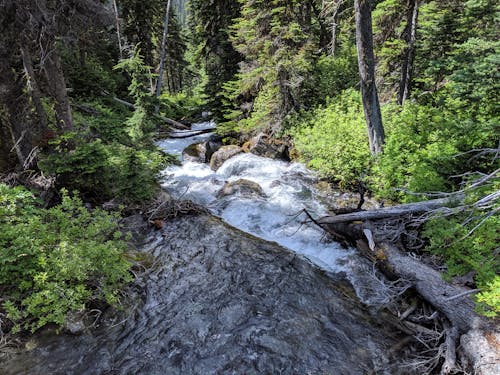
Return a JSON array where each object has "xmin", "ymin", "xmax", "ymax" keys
[
  {"xmin": 21, "ymin": 47, "xmax": 48, "ymax": 135},
  {"xmin": 156, "ymin": 0, "xmax": 172, "ymax": 100},
  {"xmin": 354, "ymin": 0, "xmax": 385, "ymax": 155},
  {"xmin": 112, "ymin": 0, "xmax": 124, "ymax": 60},
  {"xmin": 398, "ymin": 0, "xmax": 419, "ymax": 105},
  {"xmin": 310, "ymin": 200, "xmax": 499, "ymax": 375},
  {"xmin": 43, "ymin": 50, "xmax": 73, "ymax": 130}
]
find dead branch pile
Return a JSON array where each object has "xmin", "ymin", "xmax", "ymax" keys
[
  {"xmin": 144, "ymin": 192, "xmax": 208, "ymax": 228},
  {"xmin": 301, "ymin": 170, "xmax": 499, "ymax": 374}
]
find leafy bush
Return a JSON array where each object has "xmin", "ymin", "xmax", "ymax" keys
[
  {"xmin": 314, "ymin": 49, "xmax": 359, "ymax": 101},
  {"xmin": 0, "ymin": 185, "xmax": 132, "ymax": 332},
  {"xmin": 371, "ymin": 94, "xmax": 498, "ymax": 202},
  {"xmin": 422, "ymin": 179, "xmax": 500, "ymax": 317},
  {"xmin": 288, "ymin": 90, "xmax": 370, "ymax": 189}
]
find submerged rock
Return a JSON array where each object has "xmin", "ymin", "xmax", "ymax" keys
[
  {"xmin": 210, "ymin": 145, "xmax": 242, "ymax": 170},
  {"xmin": 3, "ymin": 213, "xmax": 403, "ymax": 375},
  {"xmin": 217, "ymin": 179, "xmax": 266, "ymax": 199}
]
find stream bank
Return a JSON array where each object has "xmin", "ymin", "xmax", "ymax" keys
[{"xmin": 2, "ymin": 213, "xmax": 405, "ymax": 374}]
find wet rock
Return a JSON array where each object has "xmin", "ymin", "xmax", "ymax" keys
[
  {"xmin": 182, "ymin": 142, "xmax": 206, "ymax": 163},
  {"xmin": 242, "ymin": 133, "xmax": 290, "ymax": 161},
  {"xmin": 64, "ymin": 311, "xmax": 85, "ymax": 335},
  {"xmin": 210, "ymin": 145, "xmax": 242, "ymax": 170},
  {"xmin": 3, "ymin": 213, "xmax": 403, "ymax": 375},
  {"xmin": 183, "ymin": 136, "xmax": 223, "ymax": 164},
  {"xmin": 217, "ymin": 179, "xmax": 266, "ymax": 199}
]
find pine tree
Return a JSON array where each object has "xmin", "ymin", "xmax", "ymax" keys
[
  {"xmin": 222, "ymin": 0, "xmax": 320, "ymax": 134},
  {"xmin": 188, "ymin": 0, "xmax": 242, "ymax": 119}
]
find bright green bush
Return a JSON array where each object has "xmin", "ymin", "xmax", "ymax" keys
[
  {"xmin": 289, "ymin": 90, "xmax": 370, "ymax": 189},
  {"xmin": 0, "ymin": 185, "xmax": 132, "ymax": 332},
  {"xmin": 422, "ymin": 179, "xmax": 500, "ymax": 317}
]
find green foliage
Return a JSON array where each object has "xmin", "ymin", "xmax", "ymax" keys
[
  {"xmin": 220, "ymin": 0, "xmax": 320, "ymax": 135},
  {"xmin": 0, "ymin": 185, "xmax": 132, "ymax": 332},
  {"xmin": 288, "ymin": 90, "xmax": 370, "ymax": 189},
  {"xmin": 314, "ymin": 48, "xmax": 359, "ymax": 101},
  {"xmin": 159, "ymin": 91, "xmax": 206, "ymax": 121},
  {"xmin": 371, "ymin": 93, "xmax": 498, "ymax": 202},
  {"xmin": 39, "ymin": 100, "xmax": 169, "ymax": 204},
  {"xmin": 422, "ymin": 178, "xmax": 500, "ymax": 317}
]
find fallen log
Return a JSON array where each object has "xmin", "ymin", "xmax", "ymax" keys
[
  {"xmin": 314, "ymin": 217, "xmax": 499, "ymax": 375},
  {"xmin": 111, "ymin": 96, "xmax": 190, "ymax": 130},
  {"xmin": 318, "ymin": 195, "xmax": 464, "ymax": 225},
  {"xmin": 168, "ymin": 128, "xmax": 214, "ymax": 139}
]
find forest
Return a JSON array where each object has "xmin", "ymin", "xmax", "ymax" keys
[{"xmin": 0, "ymin": 0, "xmax": 498, "ymax": 374}]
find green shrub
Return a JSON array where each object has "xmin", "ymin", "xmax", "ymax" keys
[
  {"xmin": 422, "ymin": 179, "xmax": 500, "ymax": 317},
  {"xmin": 314, "ymin": 49, "xmax": 359, "ymax": 101},
  {"xmin": 289, "ymin": 89, "xmax": 370, "ymax": 189},
  {"xmin": 0, "ymin": 185, "xmax": 132, "ymax": 332},
  {"xmin": 40, "ymin": 100, "xmax": 171, "ymax": 204}
]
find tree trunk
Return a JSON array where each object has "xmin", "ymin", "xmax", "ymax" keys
[
  {"xmin": 354, "ymin": 0, "xmax": 384, "ymax": 155},
  {"xmin": 43, "ymin": 50, "xmax": 73, "ymax": 130},
  {"xmin": 156, "ymin": 0, "xmax": 172, "ymax": 101},
  {"xmin": 20, "ymin": 47, "xmax": 48, "ymax": 135},
  {"xmin": 318, "ymin": 195, "xmax": 463, "ymax": 225},
  {"xmin": 112, "ymin": 0, "xmax": 124, "ymax": 60},
  {"xmin": 398, "ymin": 0, "xmax": 419, "ymax": 105}
]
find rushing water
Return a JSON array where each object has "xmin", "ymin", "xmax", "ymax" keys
[
  {"xmin": 2, "ymin": 123, "xmax": 406, "ymax": 374},
  {"xmin": 157, "ymin": 124, "xmax": 355, "ymax": 275}
]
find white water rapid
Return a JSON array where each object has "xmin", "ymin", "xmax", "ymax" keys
[{"xmin": 157, "ymin": 122, "xmax": 357, "ymax": 275}]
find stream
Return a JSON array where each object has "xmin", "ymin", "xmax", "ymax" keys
[{"xmin": 2, "ymin": 122, "xmax": 408, "ymax": 374}]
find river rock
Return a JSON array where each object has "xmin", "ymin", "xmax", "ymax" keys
[
  {"xmin": 2, "ymin": 213, "xmax": 404, "ymax": 375},
  {"xmin": 242, "ymin": 133, "xmax": 289, "ymax": 160},
  {"xmin": 182, "ymin": 142, "xmax": 207, "ymax": 163},
  {"xmin": 217, "ymin": 179, "xmax": 266, "ymax": 199},
  {"xmin": 209, "ymin": 145, "xmax": 242, "ymax": 170}
]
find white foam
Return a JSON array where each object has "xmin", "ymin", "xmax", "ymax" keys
[{"xmin": 160, "ymin": 148, "xmax": 353, "ymax": 273}]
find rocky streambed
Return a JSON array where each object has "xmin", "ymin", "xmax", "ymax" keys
[{"xmin": 2, "ymin": 213, "xmax": 404, "ymax": 374}]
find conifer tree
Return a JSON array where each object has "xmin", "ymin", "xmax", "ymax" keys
[{"xmin": 223, "ymin": 0, "xmax": 319, "ymax": 134}]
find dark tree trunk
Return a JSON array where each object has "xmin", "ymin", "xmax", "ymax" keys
[
  {"xmin": 20, "ymin": 47, "xmax": 48, "ymax": 136},
  {"xmin": 398, "ymin": 0, "xmax": 419, "ymax": 105},
  {"xmin": 354, "ymin": 0, "xmax": 384, "ymax": 155},
  {"xmin": 43, "ymin": 50, "xmax": 73, "ymax": 130}
]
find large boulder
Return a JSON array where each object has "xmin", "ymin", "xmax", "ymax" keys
[
  {"xmin": 182, "ymin": 136, "xmax": 223, "ymax": 163},
  {"xmin": 182, "ymin": 143, "xmax": 207, "ymax": 163},
  {"xmin": 210, "ymin": 145, "xmax": 242, "ymax": 170},
  {"xmin": 242, "ymin": 133, "xmax": 290, "ymax": 160},
  {"xmin": 217, "ymin": 179, "xmax": 266, "ymax": 199}
]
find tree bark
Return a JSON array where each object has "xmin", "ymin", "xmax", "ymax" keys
[
  {"xmin": 398, "ymin": 0, "xmax": 419, "ymax": 105},
  {"xmin": 156, "ymin": 0, "xmax": 172, "ymax": 100},
  {"xmin": 112, "ymin": 0, "xmax": 124, "ymax": 60},
  {"xmin": 20, "ymin": 47, "xmax": 48, "ymax": 135},
  {"xmin": 43, "ymin": 50, "xmax": 73, "ymax": 130},
  {"xmin": 354, "ymin": 0, "xmax": 384, "ymax": 155},
  {"xmin": 318, "ymin": 196, "xmax": 463, "ymax": 225}
]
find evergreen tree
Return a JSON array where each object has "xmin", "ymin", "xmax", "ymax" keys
[
  {"xmin": 188, "ymin": 0, "xmax": 242, "ymax": 119},
  {"xmin": 222, "ymin": 0, "xmax": 320, "ymax": 134}
]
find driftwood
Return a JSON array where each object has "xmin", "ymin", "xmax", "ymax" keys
[
  {"xmin": 111, "ymin": 96, "xmax": 190, "ymax": 130},
  {"xmin": 307, "ymin": 196, "xmax": 499, "ymax": 374},
  {"xmin": 168, "ymin": 128, "xmax": 214, "ymax": 139},
  {"xmin": 318, "ymin": 196, "xmax": 463, "ymax": 225}
]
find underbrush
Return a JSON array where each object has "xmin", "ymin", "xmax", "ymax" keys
[
  {"xmin": 0, "ymin": 185, "xmax": 132, "ymax": 333},
  {"xmin": 39, "ymin": 99, "xmax": 173, "ymax": 205}
]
